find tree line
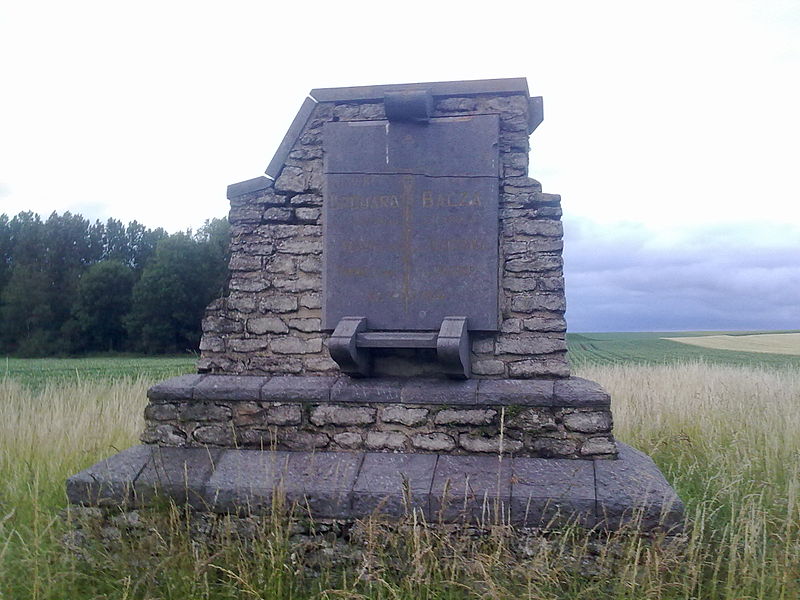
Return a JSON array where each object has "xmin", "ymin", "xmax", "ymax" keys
[{"xmin": 0, "ymin": 212, "xmax": 230, "ymax": 356}]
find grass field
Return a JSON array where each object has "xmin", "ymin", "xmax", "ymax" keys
[
  {"xmin": 664, "ymin": 332, "xmax": 800, "ymax": 355},
  {"xmin": 1, "ymin": 341, "xmax": 799, "ymax": 599},
  {"xmin": 568, "ymin": 330, "xmax": 800, "ymax": 369},
  {"xmin": 0, "ymin": 355, "xmax": 196, "ymax": 388}
]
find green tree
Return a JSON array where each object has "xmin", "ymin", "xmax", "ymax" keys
[
  {"xmin": 127, "ymin": 233, "xmax": 221, "ymax": 353},
  {"xmin": 71, "ymin": 260, "xmax": 135, "ymax": 352}
]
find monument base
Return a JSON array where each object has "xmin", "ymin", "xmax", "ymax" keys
[
  {"xmin": 66, "ymin": 443, "xmax": 682, "ymax": 532},
  {"xmin": 141, "ymin": 375, "xmax": 617, "ymax": 459}
]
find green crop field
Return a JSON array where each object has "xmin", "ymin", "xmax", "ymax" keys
[
  {"xmin": 568, "ymin": 330, "xmax": 800, "ymax": 369},
  {"xmin": 0, "ymin": 355, "xmax": 196, "ymax": 388}
]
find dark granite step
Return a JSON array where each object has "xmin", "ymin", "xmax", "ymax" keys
[{"xmin": 67, "ymin": 443, "xmax": 683, "ymax": 532}]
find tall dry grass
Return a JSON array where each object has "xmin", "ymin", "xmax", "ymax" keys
[{"xmin": 0, "ymin": 363, "xmax": 798, "ymax": 599}]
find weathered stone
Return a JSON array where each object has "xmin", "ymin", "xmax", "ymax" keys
[
  {"xmin": 506, "ymin": 408, "xmax": 557, "ymax": 432},
  {"xmin": 459, "ymin": 434, "xmax": 523, "ymax": 454},
  {"xmin": 229, "ymin": 254, "xmax": 262, "ymax": 271},
  {"xmin": 510, "ymin": 294, "xmax": 567, "ymax": 313},
  {"xmin": 333, "ymin": 432, "xmax": 363, "ymax": 449},
  {"xmin": 180, "ymin": 402, "xmax": 232, "ymax": 422},
  {"xmin": 295, "ymin": 208, "xmax": 321, "ymax": 222},
  {"xmin": 140, "ymin": 424, "xmax": 186, "ymax": 446},
  {"xmin": 274, "ymin": 166, "xmax": 306, "ymax": 193},
  {"xmin": 265, "ymin": 404, "xmax": 302, "ymax": 426},
  {"xmin": 259, "ymin": 295, "xmax": 298, "ymax": 313},
  {"xmin": 228, "ymin": 278, "xmax": 269, "ymax": 293},
  {"xmin": 563, "ymin": 411, "xmax": 613, "ymax": 433},
  {"xmin": 530, "ymin": 437, "xmax": 578, "ymax": 458},
  {"xmin": 144, "ymin": 403, "xmax": 178, "ymax": 421},
  {"xmin": 303, "ymin": 357, "xmax": 338, "ymax": 371},
  {"xmin": 365, "ymin": 431, "xmax": 406, "ymax": 450},
  {"xmin": 505, "ymin": 254, "xmax": 562, "ymax": 273},
  {"xmin": 277, "ymin": 240, "xmax": 322, "ymax": 255},
  {"xmin": 496, "ymin": 336, "xmax": 567, "ymax": 355},
  {"xmin": 580, "ymin": 437, "xmax": 617, "ymax": 456},
  {"xmin": 553, "ymin": 377, "xmax": 611, "ymax": 406},
  {"xmin": 202, "ymin": 316, "xmax": 243, "ymax": 334},
  {"xmin": 515, "ymin": 220, "xmax": 563, "ymax": 237},
  {"xmin": 231, "ymin": 402, "xmax": 263, "ymax": 426},
  {"xmin": 280, "ymin": 431, "xmax": 330, "ymax": 451},
  {"xmin": 381, "ymin": 406, "xmax": 429, "ymax": 427},
  {"xmin": 471, "ymin": 336, "xmax": 495, "ymax": 353},
  {"xmin": 199, "ymin": 336, "xmax": 224, "ymax": 352},
  {"xmin": 298, "ymin": 257, "xmax": 322, "ymax": 273},
  {"xmin": 299, "ymin": 293, "xmax": 321, "ymax": 309},
  {"xmin": 272, "ymin": 276, "xmax": 319, "ymax": 292},
  {"xmin": 193, "ymin": 425, "xmax": 234, "ymax": 446},
  {"xmin": 228, "ymin": 338, "xmax": 270, "ymax": 353},
  {"xmin": 522, "ymin": 317, "xmax": 567, "ymax": 332},
  {"xmin": 508, "ymin": 358, "xmax": 570, "ymax": 378},
  {"xmin": 411, "ymin": 433, "xmax": 456, "ymax": 452},
  {"xmin": 500, "ymin": 318, "xmax": 522, "ymax": 333},
  {"xmin": 264, "ymin": 207, "xmax": 293, "ymax": 222},
  {"xmin": 310, "ymin": 406, "xmax": 376, "ymax": 426},
  {"xmin": 434, "ymin": 409, "xmax": 496, "ymax": 426},
  {"xmin": 471, "ymin": 359, "xmax": 505, "ymax": 375},
  {"xmin": 270, "ymin": 337, "xmax": 323, "ymax": 354},
  {"xmin": 147, "ymin": 375, "xmax": 205, "ymax": 401},
  {"xmin": 266, "ymin": 255, "xmax": 296, "ymax": 274},
  {"xmin": 288, "ymin": 318, "xmax": 321, "ymax": 332},
  {"xmin": 247, "ymin": 317, "xmax": 288, "ymax": 335}
]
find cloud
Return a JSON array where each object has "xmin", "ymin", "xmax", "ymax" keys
[{"xmin": 563, "ymin": 218, "xmax": 800, "ymax": 331}]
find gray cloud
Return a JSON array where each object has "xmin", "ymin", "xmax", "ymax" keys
[{"xmin": 563, "ymin": 218, "xmax": 800, "ymax": 331}]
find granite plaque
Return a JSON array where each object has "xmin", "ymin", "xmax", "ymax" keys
[{"xmin": 323, "ymin": 115, "xmax": 500, "ymax": 331}]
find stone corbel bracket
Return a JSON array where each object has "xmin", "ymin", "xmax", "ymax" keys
[{"xmin": 329, "ymin": 316, "xmax": 471, "ymax": 379}]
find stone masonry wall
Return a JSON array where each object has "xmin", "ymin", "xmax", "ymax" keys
[{"xmin": 198, "ymin": 92, "xmax": 569, "ymax": 379}]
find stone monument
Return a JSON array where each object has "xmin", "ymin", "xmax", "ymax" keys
[{"xmin": 67, "ymin": 78, "xmax": 683, "ymax": 531}]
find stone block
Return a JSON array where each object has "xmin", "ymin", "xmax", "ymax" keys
[
  {"xmin": 144, "ymin": 403, "xmax": 178, "ymax": 421},
  {"xmin": 270, "ymin": 336, "xmax": 323, "ymax": 354},
  {"xmin": 352, "ymin": 453, "xmax": 437, "ymax": 518},
  {"xmin": 522, "ymin": 317, "xmax": 567, "ymax": 332},
  {"xmin": 381, "ymin": 406, "xmax": 429, "ymax": 427},
  {"xmin": 228, "ymin": 338, "xmax": 270, "ymax": 353},
  {"xmin": 180, "ymin": 402, "xmax": 232, "ymax": 422},
  {"xmin": 580, "ymin": 437, "xmax": 617, "ymax": 456},
  {"xmin": 193, "ymin": 376, "xmax": 268, "ymax": 402},
  {"xmin": 282, "ymin": 451, "xmax": 362, "ymax": 518},
  {"xmin": 140, "ymin": 424, "xmax": 187, "ymax": 446},
  {"xmin": 331, "ymin": 378, "xmax": 402, "ymax": 403},
  {"xmin": 477, "ymin": 379, "xmax": 554, "ymax": 405},
  {"xmin": 563, "ymin": 410, "xmax": 613, "ymax": 433},
  {"xmin": 510, "ymin": 294, "xmax": 567, "ymax": 313},
  {"xmin": 434, "ymin": 409, "xmax": 496, "ymax": 425},
  {"xmin": 411, "ymin": 433, "xmax": 456, "ymax": 452},
  {"xmin": 471, "ymin": 359, "xmax": 505, "ymax": 376},
  {"xmin": 508, "ymin": 357, "xmax": 571, "ymax": 378},
  {"xmin": 510, "ymin": 457, "xmax": 595, "ymax": 527},
  {"xmin": 431, "ymin": 455, "xmax": 512, "ymax": 523},
  {"xmin": 365, "ymin": 431, "xmax": 406, "ymax": 450},
  {"xmin": 333, "ymin": 432, "xmax": 363, "ymax": 449},
  {"xmin": 147, "ymin": 375, "xmax": 206, "ymax": 401},
  {"xmin": 247, "ymin": 317, "xmax": 288, "ymax": 335},
  {"xmin": 66, "ymin": 445, "xmax": 152, "ymax": 506},
  {"xmin": 529, "ymin": 437, "xmax": 579, "ymax": 458},
  {"xmin": 553, "ymin": 377, "xmax": 611, "ymax": 407},
  {"xmin": 134, "ymin": 447, "xmax": 222, "ymax": 509},
  {"xmin": 505, "ymin": 407, "xmax": 557, "ymax": 432},
  {"xmin": 264, "ymin": 405, "xmax": 302, "ymax": 426},
  {"xmin": 193, "ymin": 425, "xmax": 235, "ymax": 446},
  {"xmin": 496, "ymin": 336, "xmax": 567, "ymax": 355},
  {"xmin": 260, "ymin": 295, "xmax": 298, "ymax": 313},
  {"xmin": 204, "ymin": 449, "xmax": 292, "ymax": 513},
  {"xmin": 262, "ymin": 376, "xmax": 335, "ymax": 402},
  {"xmin": 595, "ymin": 443, "xmax": 684, "ymax": 531},
  {"xmin": 400, "ymin": 379, "xmax": 478, "ymax": 405},
  {"xmin": 458, "ymin": 434, "xmax": 523, "ymax": 454},
  {"xmin": 288, "ymin": 318, "xmax": 321, "ymax": 332},
  {"xmin": 310, "ymin": 405, "xmax": 376, "ymax": 426}
]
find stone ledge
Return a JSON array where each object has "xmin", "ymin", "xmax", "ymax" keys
[
  {"xmin": 147, "ymin": 375, "xmax": 610, "ymax": 408},
  {"xmin": 66, "ymin": 443, "xmax": 683, "ymax": 532}
]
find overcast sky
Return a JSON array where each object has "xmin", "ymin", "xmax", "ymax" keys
[{"xmin": 1, "ymin": 0, "xmax": 797, "ymax": 331}]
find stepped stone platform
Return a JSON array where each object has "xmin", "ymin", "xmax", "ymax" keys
[
  {"xmin": 140, "ymin": 375, "xmax": 617, "ymax": 459},
  {"xmin": 66, "ymin": 443, "xmax": 682, "ymax": 532}
]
